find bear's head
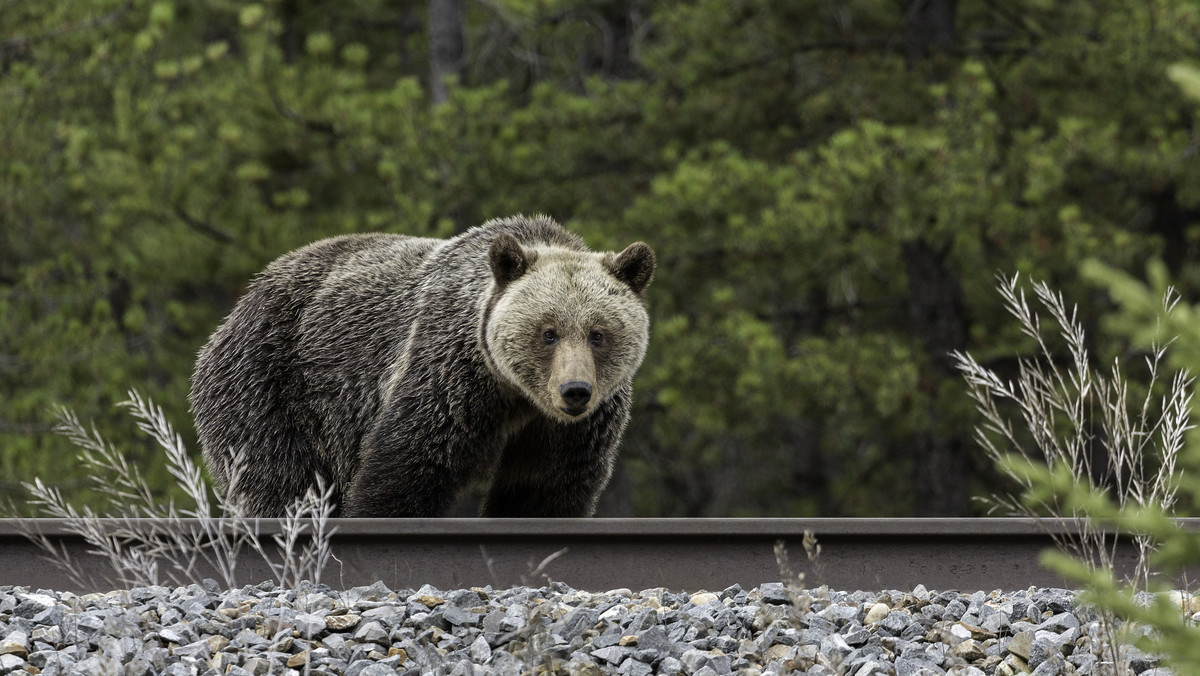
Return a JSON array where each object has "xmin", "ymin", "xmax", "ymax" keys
[{"xmin": 484, "ymin": 233, "xmax": 655, "ymax": 422}]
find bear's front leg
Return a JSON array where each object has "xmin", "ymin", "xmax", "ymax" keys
[
  {"xmin": 343, "ymin": 392, "xmax": 490, "ymax": 517},
  {"xmin": 482, "ymin": 388, "xmax": 629, "ymax": 517}
]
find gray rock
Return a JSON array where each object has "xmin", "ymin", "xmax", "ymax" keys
[
  {"xmin": 657, "ymin": 656, "xmax": 685, "ymax": 675},
  {"xmin": 879, "ymin": 611, "xmax": 912, "ymax": 636},
  {"xmin": 895, "ymin": 656, "xmax": 946, "ymax": 676},
  {"xmin": 618, "ymin": 657, "xmax": 653, "ymax": 676},
  {"xmin": 594, "ymin": 627, "xmax": 625, "ymax": 649},
  {"xmin": 346, "ymin": 660, "xmax": 400, "ymax": 676},
  {"xmin": 71, "ymin": 655, "xmax": 123, "ymax": 676},
  {"xmin": 171, "ymin": 638, "xmax": 211, "ymax": 660},
  {"xmin": 0, "ymin": 654, "xmax": 26, "ymax": 672},
  {"xmin": 468, "ymin": 634, "xmax": 491, "ymax": 663},
  {"xmin": 442, "ymin": 604, "xmax": 479, "ymax": 627},
  {"xmin": 1125, "ymin": 645, "xmax": 1157, "ymax": 674},
  {"xmin": 759, "ymin": 583, "xmax": 792, "ymax": 605},
  {"xmin": 819, "ymin": 603, "xmax": 860, "ymax": 626},
  {"xmin": 980, "ymin": 611, "xmax": 1009, "ymax": 634},
  {"xmin": 293, "ymin": 612, "xmax": 326, "ymax": 638},
  {"xmin": 0, "ymin": 582, "xmax": 1157, "ymax": 676},
  {"xmin": 681, "ymin": 648, "xmax": 711, "ymax": 671},
  {"xmin": 1031, "ymin": 653, "xmax": 1068, "ymax": 676},
  {"xmin": 806, "ymin": 614, "xmax": 837, "ymax": 634},
  {"xmin": 843, "ymin": 623, "xmax": 872, "ymax": 647},
  {"xmin": 853, "ymin": 660, "xmax": 891, "ymax": 676},
  {"xmin": 942, "ymin": 599, "xmax": 967, "ymax": 621},
  {"xmin": 352, "ymin": 581, "xmax": 393, "ymax": 602},
  {"xmin": 353, "ymin": 620, "xmax": 388, "ymax": 644},
  {"xmin": 558, "ymin": 607, "xmax": 600, "ymax": 635},
  {"xmin": 321, "ymin": 633, "xmax": 351, "ymax": 660},
  {"xmin": 1028, "ymin": 637, "xmax": 1060, "ymax": 669},
  {"xmin": 820, "ymin": 632, "xmax": 853, "ymax": 658},
  {"xmin": 591, "ymin": 645, "xmax": 631, "ymax": 665},
  {"xmin": 481, "ymin": 608, "xmax": 506, "ymax": 634},
  {"xmin": 1036, "ymin": 612, "xmax": 1080, "ymax": 634}
]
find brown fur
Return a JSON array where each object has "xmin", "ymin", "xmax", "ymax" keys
[{"xmin": 189, "ymin": 215, "xmax": 654, "ymax": 517}]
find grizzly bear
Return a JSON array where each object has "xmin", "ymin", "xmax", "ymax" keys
[{"xmin": 189, "ymin": 215, "xmax": 654, "ymax": 517}]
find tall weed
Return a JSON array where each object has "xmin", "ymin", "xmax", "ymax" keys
[
  {"xmin": 19, "ymin": 390, "xmax": 339, "ymax": 590},
  {"xmin": 953, "ymin": 274, "xmax": 1196, "ymax": 674}
]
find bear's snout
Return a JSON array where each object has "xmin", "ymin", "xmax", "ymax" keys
[{"xmin": 559, "ymin": 380, "xmax": 593, "ymax": 415}]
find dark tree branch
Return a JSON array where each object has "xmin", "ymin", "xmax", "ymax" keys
[
  {"xmin": 265, "ymin": 86, "xmax": 343, "ymax": 137},
  {"xmin": 171, "ymin": 204, "xmax": 234, "ymax": 244}
]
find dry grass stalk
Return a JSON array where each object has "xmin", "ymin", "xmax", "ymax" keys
[
  {"xmin": 21, "ymin": 389, "xmax": 340, "ymax": 590},
  {"xmin": 952, "ymin": 273, "xmax": 1194, "ymax": 675}
]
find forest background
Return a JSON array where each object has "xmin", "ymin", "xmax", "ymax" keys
[{"xmin": 5, "ymin": 0, "xmax": 1200, "ymax": 518}]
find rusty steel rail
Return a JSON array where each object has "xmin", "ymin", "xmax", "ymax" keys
[{"xmin": 1, "ymin": 518, "xmax": 1194, "ymax": 594}]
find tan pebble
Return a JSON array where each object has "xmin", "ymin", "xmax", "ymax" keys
[
  {"xmin": 763, "ymin": 644, "xmax": 794, "ymax": 662},
  {"xmin": 325, "ymin": 614, "xmax": 361, "ymax": 631},
  {"xmin": 389, "ymin": 647, "xmax": 408, "ymax": 664},
  {"xmin": 413, "ymin": 595, "xmax": 445, "ymax": 608},
  {"xmin": 286, "ymin": 651, "xmax": 309, "ymax": 668},
  {"xmin": 959, "ymin": 622, "xmax": 996, "ymax": 640},
  {"xmin": 1006, "ymin": 631, "xmax": 1033, "ymax": 660},
  {"xmin": 864, "ymin": 602, "xmax": 890, "ymax": 625},
  {"xmin": 618, "ymin": 635, "xmax": 638, "ymax": 647},
  {"xmin": 0, "ymin": 643, "xmax": 27, "ymax": 659},
  {"xmin": 1167, "ymin": 590, "xmax": 1200, "ymax": 614},
  {"xmin": 689, "ymin": 592, "xmax": 719, "ymax": 606},
  {"xmin": 1001, "ymin": 653, "xmax": 1028, "ymax": 674},
  {"xmin": 210, "ymin": 652, "xmax": 237, "ymax": 671},
  {"xmin": 953, "ymin": 639, "xmax": 987, "ymax": 662}
]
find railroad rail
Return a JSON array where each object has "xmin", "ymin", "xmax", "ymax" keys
[{"xmin": 1, "ymin": 518, "xmax": 1194, "ymax": 594}]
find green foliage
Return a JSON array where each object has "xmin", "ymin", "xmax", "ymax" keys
[
  {"xmin": 1015, "ymin": 457, "xmax": 1200, "ymax": 673},
  {"xmin": 6, "ymin": 1, "xmax": 1200, "ymax": 515},
  {"xmin": 991, "ymin": 61, "xmax": 1200, "ymax": 673}
]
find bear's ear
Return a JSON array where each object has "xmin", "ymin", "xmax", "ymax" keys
[
  {"xmin": 606, "ymin": 242, "xmax": 656, "ymax": 296},
  {"xmin": 489, "ymin": 233, "xmax": 536, "ymax": 286}
]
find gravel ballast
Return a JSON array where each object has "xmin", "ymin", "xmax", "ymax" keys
[{"xmin": 0, "ymin": 581, "xmax": 1174, "ymax": 675}]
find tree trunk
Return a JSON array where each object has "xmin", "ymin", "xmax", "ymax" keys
[
  {"xmin": 903, "ymin": 239, "xmax": 968, "ymax": 515},
  {"xmin": 899, "ymin": 0, "xmax": 965, "ymax": 516},
  {"xmin": 428, "ymin": 0, "xmax": 464, "ymax": 105},
  {"xmin": 904, "ymin": 0, "xmax": 957, "ymax": 60}
]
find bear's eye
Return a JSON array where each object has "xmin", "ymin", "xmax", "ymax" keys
[
  {"xmin": 542, "ymin": 329, "xmax": 558, "ymax": 344},
  {"xmin": 588, "ymin": 331, "xmax": 604, "ymax": 347}
]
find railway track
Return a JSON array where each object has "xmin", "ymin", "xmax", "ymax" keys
[{"xmin": 1, "ymin": 518, "xmax": 1192, "ymax": 593}]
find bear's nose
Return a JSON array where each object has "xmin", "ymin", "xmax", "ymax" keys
[{"xmin": 560, "ymin": 381, "xmax": 593, "ymax": 413}]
